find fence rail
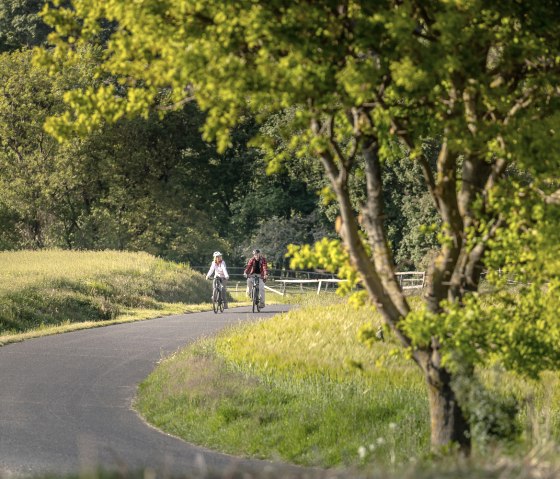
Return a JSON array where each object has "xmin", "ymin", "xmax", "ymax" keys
[
  {"xmin": 192, "ymin": 266, "xmax": 425, "ymax": 296},
  {"xmin": 396, "ymin": 271, "xmax": 425, "ymax": 290},
  {"xmin": 275, "ymin": 278, "xmax": 347, "ymax": 295}
]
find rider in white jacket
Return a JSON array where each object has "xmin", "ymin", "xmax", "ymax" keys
[{"xmin": 206, "ymin": 251, "xmax": 229, "ymax": 308}]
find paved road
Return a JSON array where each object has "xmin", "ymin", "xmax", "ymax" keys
[{"xmin": 0, "ymin": 305, "xmax": 296, "ymax": 478}]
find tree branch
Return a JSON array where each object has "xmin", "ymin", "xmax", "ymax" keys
[
  {"xmin": 360, "ymin": 133, "xmax": 410, "ymax": 317},
  {"xmin": 155, "ymin": 95, "xmax": 196, "ymax": 111}
]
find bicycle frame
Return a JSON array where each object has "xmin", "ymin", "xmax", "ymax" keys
[
  {"xmin": 212, "ymin": 277, "xmax": 224, "ymax": 314},
  {"xmin": 250, "ymin": 274, "xmax": 261, "ymax": 313}
]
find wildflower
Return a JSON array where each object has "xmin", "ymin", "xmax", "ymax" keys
[{"xmin": 358, "ymin": 446, "xmax": 367, "ymax": 459}]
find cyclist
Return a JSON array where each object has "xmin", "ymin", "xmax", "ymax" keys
[
  {"xmin": 206, "ymin": 251, "xmax": 229, "ymax": 309},
  {"xmin": 243, "ymin": 249, "xmax": 268, "ymax": 308}
]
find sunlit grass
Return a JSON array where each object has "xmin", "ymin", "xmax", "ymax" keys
[
  {"xmin": 136, "ymin": 295, "xmax": 430, "ymax": 468},
  {"xmin": 0, "ymin": 250, "xmax": 167, "ymax": 290},
  {"xmin": 137, "ymin": 293, "xmax": 560, "ymax": 469},
  {"xmin": 0, "ymin": 249, "xmax": 212, "ymax": 343}
]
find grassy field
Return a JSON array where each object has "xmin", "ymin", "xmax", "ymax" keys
[
  {"xmin": 136, "ymin": 295, "xmax": 429, "ymax": 468},
  {"xmin": 2, "ymin": 251, "xmax": 558, "ymax": 475},
  {"xmin": 135, "ymin": 294, "xmax": 560, "ymax": 471},
  {"xmin": 0, "ymin": 249, "xmax": 224, "ymax": 344},
  {"xmin": 22, "ymin": 451, "xmax": 560, "ymax": 479}
]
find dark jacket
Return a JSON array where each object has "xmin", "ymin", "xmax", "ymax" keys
[{"xmin": 244, "ymin": 257, "xmax": 268, "ymax": 279}]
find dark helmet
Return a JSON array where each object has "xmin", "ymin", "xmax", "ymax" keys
[{"xmin": 252, "ymin": 249, "xmax": 260, "ymax": 255}]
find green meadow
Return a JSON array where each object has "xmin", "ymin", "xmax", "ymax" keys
[
  {"xmin": 0, "ymin": 249, "xmax": 213, "ymax": 344},
  {"xmin": 136, "ymin": 295, "xmax": 560, "ymax": 471},
  {"xmin": 137, "ymin": 295, "xmax": 428, "ymax": 467}
]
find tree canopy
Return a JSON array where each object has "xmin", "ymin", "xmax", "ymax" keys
[
  {"xmin": 40, "ymin": 0, "xmax": 560, "ymax": 453},
  {"xmin": 0, "ymin": 0, "xmax": 52, "ymax": 52}
]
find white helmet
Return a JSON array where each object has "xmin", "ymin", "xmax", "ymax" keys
[{"xmin": 213, "ymin": 251, "xmax": 222, "ymax": 257}]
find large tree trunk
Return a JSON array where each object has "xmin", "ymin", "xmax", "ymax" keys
[
  {"xmin": 425, "ymin": 362, "xmax": 471, "ymax": 454},
  {"xmin": 312, "ymin": 114, "xmax": 472, "ymax": 454}
]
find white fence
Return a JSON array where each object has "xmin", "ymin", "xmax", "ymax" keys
[
  {"xmin": 191, "ymin": 266, "xmax": 425, "ymax": 296},
  {"xmin": 274, "ymin": 272, "xmax": 425, "ymax": 296},
  {"xmin": 396, "ymin": 271, "xmax": 425, "ymax": 290},
  {"xmin": 275, "ymin": 278, "xmax": 346, "ymax": 295}
]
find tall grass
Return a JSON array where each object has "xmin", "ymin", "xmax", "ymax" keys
[
  {"xmin": 136, "ymin": 294, "xmax": 560, "ymax": 470},
  {"xmin": 137, "ymin": 295, "xmax": 430, "ymax": 468},
  {"xmin": 0, "ymin": 249, "xmax": 208, "ymax": 340}
]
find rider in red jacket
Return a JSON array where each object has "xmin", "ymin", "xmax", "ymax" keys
[{"xmin": 243, "ymin": 249, "xmax": 268, "ymax": 308}]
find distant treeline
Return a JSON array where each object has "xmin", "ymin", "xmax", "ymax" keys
[{"xmin": 0, "ymin": 0, "xmax": 438, "ymax": 269}]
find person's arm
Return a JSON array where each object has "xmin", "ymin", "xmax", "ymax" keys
[
  {"xmin": 222, "ymin": 262, "xmax": 229, "ymax": 280},
  {"xmin": 262, "ymin": 258, "xmax": 268, "ymax": 279},
  {"xmin": 206, "ymin": 263, "xmax": 215, "ymax": 279},
  {"xmin": 244, "ymin": 258, "xmax": 253, "ymax": 275}
]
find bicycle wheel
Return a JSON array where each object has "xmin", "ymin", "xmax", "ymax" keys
[
  {"xmin": 219, "ymin": 289, "xmax": 225, "ymax": 313},
  {"xmin": 212, "ymin": 288, "xmax": 218, "ymax": 314},
  {"xmin": 251, "ymin": 285, "xmax": 257, "ymax": 313},
  {"xmin": 255, "ymin": 294, "xmax": 261, "ymax": 312},
  {"xmin": 252, "ymin": 283, "xmax": 261, "ymax": 313}
]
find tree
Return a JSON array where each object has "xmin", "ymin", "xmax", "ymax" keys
[
  {"xmin": 259, "ymin": 108, "xmax": 440, "ymax": 270},
  {"xmin": 0, "ymin": 0, "xmax": 51, "ymax": 52},
  {"xmin": 0, "ymin": 48, "xmax": 77, "ymax": 247},
  {"xmin": 0, "ymin": 48, "xmax": 229, "ymax": 260},
  {"xmin": 42, "ymin": 0, "xmax": 560, "ymax": 453}
]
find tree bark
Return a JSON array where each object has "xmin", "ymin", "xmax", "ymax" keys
[
  {"xmin": 426, "ymin": 362, "xmax": 471, "ymax": 454},
  {"xmin": 361, "ymin": 134, "xmax": 410, "ymax": 317},
  {"xmin": 312, "ymin": 115, "xmax": 471, "ymax": 455}
]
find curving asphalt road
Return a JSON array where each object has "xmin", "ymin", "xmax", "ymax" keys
[{"xmin": 0, "ymin": 305, "xmax": 299, "ymax": 478}]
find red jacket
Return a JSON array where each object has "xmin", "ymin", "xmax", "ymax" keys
[{"xmin": 244, "ymin": 257, "xmax": 268, "ymax": 279}]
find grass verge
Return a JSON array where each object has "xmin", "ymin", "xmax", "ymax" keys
[
  {"xmin": 0, "ymin": 249, "xmax": 253, "ymax": 345},
  {"xmin": 136, "ymin": 295, "xmax": 429, "ymax": 469},
  {"xmin": 136, "ymin": 294, "xmax": 560, "ymax": 470}
]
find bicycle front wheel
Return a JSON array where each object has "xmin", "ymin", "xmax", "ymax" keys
[
  {"xmin": 252, "ymin": 287, "xmax": 260, "ymax": 313},
  {"xmin": 212, "ymin": 290, "xmax": 219, "ymax": 314}
]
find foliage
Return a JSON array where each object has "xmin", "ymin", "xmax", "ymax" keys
[
  {"xmin": 382, "ymin": 142, "xmax": 441, "ymax": 270},
  {"xmin": 0, "ymin": 49, "xmax": 262, "ymax": 263},
  {"xmin": 40, "ymin": 0, "xmax": 560, "ymax": 451},
  {"xmin": 287, "ymin": 237, "xmax": 360, "ymax": 297},
  {"xmin": 0, "ymin": 0, "xmax": 51, "ymax": 52},
  {"xmin": 233, "ymin": 212, "xmax": 331, "ymax": 268},
  {"xmin": 258, "ymin": 109, "xmax": 439, "ymax": 270},
  {"xmin": 0, "ymin": 47, "xmax": 70, "ymax": 247}
]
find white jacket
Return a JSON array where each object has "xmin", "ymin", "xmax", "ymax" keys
[{"xmin": 206, "ymin": 260, "xmax": 229, "ymax": 279}]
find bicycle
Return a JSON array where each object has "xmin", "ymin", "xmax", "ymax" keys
[
  {"xmin": 212, "ymin": 277, "xmax": 225, "ymax": 314},
  {"xmin": 249, "ymin": 274, "xmax": 261, "ymax": 313}
]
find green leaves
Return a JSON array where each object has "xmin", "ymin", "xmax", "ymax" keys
[
  {"xmin": 40, "ymin": 0, "xmax": 560, "ymax": 394},
  {"xmin": 400, "ymin": 284, "xmax": 560, "ymax": 379},
  {"xmin": 287, "ymin": 237, "xmax": 361, "ymax": 297}
]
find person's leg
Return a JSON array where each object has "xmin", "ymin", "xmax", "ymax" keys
[
  {"xmin": 259, "ymin": 278, "xmax": 265, "ymax": 307},
  {"xmin": 212, "ymin": 278, "xmax": 217, "ymax": 302},
  {"xmin": 246, "ymin": 276, "xmax": 253, "ymax": 298},
  {"xmin": 222, "ymin": 279, "xmax": 229, "ymax": 308}
]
